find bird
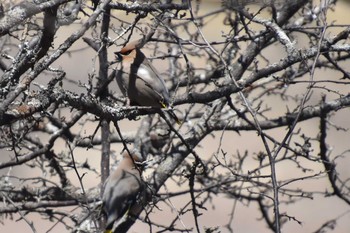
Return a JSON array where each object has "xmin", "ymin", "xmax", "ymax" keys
[
  {"xmin": 102, "ymin": 150, "xmax": 144, "ymax": 233},
  {"xmin": 114, "ymin": 40, "xmax": 180, "ymax": 124}
]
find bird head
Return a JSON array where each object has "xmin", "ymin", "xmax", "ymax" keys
[
  {"xmin": 114, "ymin": 40, "xmax": 142, "ymax": 62},
  {"xmin": 122, "ymin": 150, "xmax": 145, "ymax": 170}
]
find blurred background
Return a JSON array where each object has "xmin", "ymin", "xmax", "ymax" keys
[{"xmin": 1, "ymin": 0, "xmax": 350, "ymax": 232}]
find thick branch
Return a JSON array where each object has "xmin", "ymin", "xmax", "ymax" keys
[
  {"xmin": 109, "ymin": 2, "xmax": 188, "ymax": 12},
  {"xmin": 0, "ymin": 0, "xmax": 70, "ymax": 36},
  {"xmin": 0, "ymin": 0, "xmax": 111, "ymax": 122}
]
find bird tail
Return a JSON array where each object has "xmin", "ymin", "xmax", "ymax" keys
[
  {"xmin": 159, "ymin": 101, "xmax": 181, "ymax": 124},
  {"xmin": 104, "ymin": 222, "xmax": 114, "ymax": 233},
  {"xmin": 167, "ymin": 109, "xmax": 181, "ymax": 125}
]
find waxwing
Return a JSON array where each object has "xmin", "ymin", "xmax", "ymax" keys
[
  {"xmin": 102, "ymin": 150, "xmax": 143, "ymax": 233},
  {"xmin": 114, "ymin": 40, "xmax": 180, "ymax": 123}
]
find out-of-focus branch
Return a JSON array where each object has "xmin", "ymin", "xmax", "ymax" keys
[
  {"xmin": 0, "ymin": 196, "xmax": 96, "ymax": 213},
  {"xmin": 115, "ymin": 100, "xmax": 226, "ymax": 232},
  {"xmin": 109, "ymin": 2, "xmax": 189, "ymax": 12},
  {"xmin": 175, "ymin": 38, "xmax": 350, "ymax": 105},
  {"xmin": 0, "ymin": 0, "xmax": 70, "ymax": 36},
  {"xmin": 319, "ymin": 96, "xmax": 350, "ymax": 205},
  {"xmin": 0, "ymin": 4, "xmax": 59, "ymax": 92},
  {"xmin": 213, "ymin": 94, "xmax": 350, "ymax": 131},
  {"xmin": 0, "ymin": 111, "xmax": 83, "ymax": 169},
  {"xmin": 0, "ymin": 0, "xmax": 112, "ymax": 122},
  {"xmin": 98, "ymin": 4, "xmax": 112, "ymax": 230}
]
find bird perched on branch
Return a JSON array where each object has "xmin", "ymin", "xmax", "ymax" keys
[
  {"xmin": 102, "ymin": 150, "xmax": 144, "ymax": 233},
  {"xmin": 114, "ymin": 40, "xmax": 180, "ymax": 124}
]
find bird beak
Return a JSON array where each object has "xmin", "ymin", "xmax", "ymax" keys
[{"xmin": 114, "ymin": 52, "xmax": 122, "ymax": 62}]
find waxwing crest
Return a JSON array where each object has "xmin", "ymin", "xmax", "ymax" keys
[{"xmin": 119, "ymin": 40, "xmax": 142, "ymax": 55}]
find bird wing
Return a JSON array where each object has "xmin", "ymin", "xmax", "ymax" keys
[
  {"xmin": 102, "ymin": 171, "xmax": 141, "ymax": 228},
  {"xmin": 136, "ymin": 60, "xmax": 171, "ymax": 106}
]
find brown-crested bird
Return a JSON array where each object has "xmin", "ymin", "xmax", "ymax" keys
[
  {"xmin": 102, "ymin": 151, "xmax": 143, "ymax": 233},
  {"xmin": 114, "ymin": 40, "xmax": 180, "ymax": 124}
]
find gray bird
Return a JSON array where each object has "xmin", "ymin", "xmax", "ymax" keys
[
  {"xmin": 102, "ymin": 150, "xmax": 143, "ymax": 233},
  {"xmin": 114, "ymin": 40, "xmax": 180, "ymax": 123}
]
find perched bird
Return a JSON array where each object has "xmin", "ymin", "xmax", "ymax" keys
[
  {"xmin": 114, "ymin": 40, "xmax": 180, "ymax": 124},
  {"xmin": 102, "ymin": 150, "xmax": 143, "ymax": 233}
]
